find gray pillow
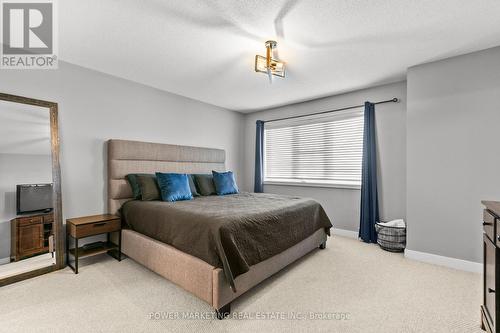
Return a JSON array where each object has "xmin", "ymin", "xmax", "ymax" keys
[
  {"xmin": 193, "ymin": 174, "xmax": 216, "ymax": 196},
  {"xmin": 126, "ymin": 173, "xmax": 152, "ymax": 199},
  {"xmin": 188, "ymin": 174, "xmax": 200, "ymax": 197},
  {"xmin": 136, "ymin": 174, "xmax": 160, "ymax": 201}
]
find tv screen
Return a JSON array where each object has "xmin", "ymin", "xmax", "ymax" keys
[{"xmin": 16, "ymin": 184, "xmax": 53, "ymax": 215}]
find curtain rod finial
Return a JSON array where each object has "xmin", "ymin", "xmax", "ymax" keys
[{"xmin": 392, "ymin": 98, "xmax": 399, "ymax": 102}]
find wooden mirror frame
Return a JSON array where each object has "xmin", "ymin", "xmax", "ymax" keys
[{"xmin": 0, "ymin": 92, "xmax": 64, "ymax": 287}]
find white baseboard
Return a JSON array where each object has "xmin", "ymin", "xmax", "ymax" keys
[
  {"xmin": 0, "ymin": 257, "xmax": 10, "ymax": 265},
  {"xmin": 332, "ymin": 228, "xmax": 359, "ymax": 239},
  {"xmin": 404, "ymin": 249, "xmax": 481, "ymax": 273},
  {"xmin": 332, "ymin": 229, "xmax": 481, "ymax": 273}
]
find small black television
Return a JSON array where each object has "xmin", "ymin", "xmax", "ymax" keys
[{"xmin": 16, "ymin": 183, "xmax": 53, "ymax": 215}]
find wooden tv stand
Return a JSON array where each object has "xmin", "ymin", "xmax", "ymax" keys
[{"xmin": 10, "ymin": 212, "xmax": 54, "ymax": 262}]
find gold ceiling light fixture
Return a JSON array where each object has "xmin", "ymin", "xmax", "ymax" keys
[{"xmin": 255, "ymin": 40, "xmax": 285, "ymax": 83}]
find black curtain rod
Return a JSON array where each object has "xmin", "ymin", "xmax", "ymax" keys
[{"xmin": 263, "ymin": 98, "xmax": 399, "ymax": 124}]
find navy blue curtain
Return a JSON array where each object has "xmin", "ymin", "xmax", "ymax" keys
[
  {"xmin": 359, "ymin": 102, "xmax": 379, "ymax": 243},
  {"xmin": 254, "ymin": 120, "xmax": 265, "ymax": 193}
]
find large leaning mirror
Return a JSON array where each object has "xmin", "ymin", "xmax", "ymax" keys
[{"xmin": 0, "ymin": 93, "xmax": 63, "ymax": 286}]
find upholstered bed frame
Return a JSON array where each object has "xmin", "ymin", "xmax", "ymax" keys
[{"xmin": 107, "ymin": 139, "xmax": 327, "ymax": 317}]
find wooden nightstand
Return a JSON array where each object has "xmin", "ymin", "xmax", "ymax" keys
[{"xmin": 66, "ymin": 214, "xmax": 121, "ymax": 274}]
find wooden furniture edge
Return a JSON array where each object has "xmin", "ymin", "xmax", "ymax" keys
[
  {"xmin": 482, "ymin": 201, "xmax": 500, "ymax": 218},
  {"xmin": 481, "ymin": 305, "xmax": 493, "ymax": 333},
  {"xmin": 0, "ymin": 265, "xmax": 56, "ymax": 287},
  {"xmin": 67, "ymin": 214, "xmax": 120, "ymax": 226},
  {"xmin": 481, "ymin": 201, "xmax": 499, "ymax": 332}
]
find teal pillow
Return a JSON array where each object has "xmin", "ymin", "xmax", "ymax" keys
[
  {"xmin": 156, "ymin": 173, "xmax": 193, "ymax": 202},
  {"xmin": 126, "ymin": 173, "xmax": 152, "ymax": 199},
  {"xmin": 212, "ymin": 171, "xmax": 239, "ymax": 195}
]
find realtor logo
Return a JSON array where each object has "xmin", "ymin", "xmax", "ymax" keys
[{"xmin": 1, "ymin": 0, "xmax": 58, "ymax": 69}]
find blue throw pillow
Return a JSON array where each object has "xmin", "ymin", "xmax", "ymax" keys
[
  {"xmin": 155, "ymin": 173, "xmax": 193, "ymax": 202},
  {"xmin": 212, "ymin": 171, "xmax": 239, "ymax": 195}
]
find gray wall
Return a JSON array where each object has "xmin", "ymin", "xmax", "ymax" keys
[
  {"xmin": 0, "ymin": 62, "xmax": 244, "ymax": 226},
  {"xmin": 3, "ymin": 46, "xmax": 495, "ymax": 265},
  {"xmin": 243, "ymin": 82, "xmax": 407, "ymax": 231},
  {"xmin": 407, "ymin": 46, "xmax": 500, "ymax": 263},
  {"xmin": 0, "ymin": 154, "xmax": 52, "ymax": 261}
]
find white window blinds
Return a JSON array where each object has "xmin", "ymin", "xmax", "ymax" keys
[{"xmin": 264, "ymin": 109, "xmax": 364, "ymax": 188}]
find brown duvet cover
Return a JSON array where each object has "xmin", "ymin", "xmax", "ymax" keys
[{"xmin": 121, "ymin": 192, "xmax": 332, "ymax": 291}]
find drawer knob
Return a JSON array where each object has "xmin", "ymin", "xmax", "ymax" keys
[
  {"xmin": 93, "ymin": 222, "xmax": 107, "ymax": 227},
  {"xmin": 488, "ymin": 288, "xmax": 495, "ymax": 293},
  {"xmin": 483, "ymin": 222, "xmax": 493, "ymax": 226}
]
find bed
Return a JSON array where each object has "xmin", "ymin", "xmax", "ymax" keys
[{"xmin": 107, "ymin": 139, "xmax": 332, "ymax": 318}]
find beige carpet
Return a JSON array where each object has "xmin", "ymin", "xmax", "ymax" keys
[{"xmin": 0, "ymin": 236, "xmax": 482, "ymax": 333}]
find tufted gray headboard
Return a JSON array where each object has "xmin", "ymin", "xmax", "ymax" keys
[{"xmin": 107, "ymin": 139, "xmax": 226, "ymax": 214}]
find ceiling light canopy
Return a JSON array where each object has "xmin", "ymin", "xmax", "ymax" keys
[{"xmin": 255, "ymin": 40, "xmax": 285, "ymax": 83}]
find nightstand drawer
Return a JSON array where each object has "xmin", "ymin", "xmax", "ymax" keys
[
  {"xmin": 18, "ymin": 216, "xmax": 42, "ymax": 226},
  {"xmin": 73, "ymin": 219, "xmax": 120, "ymax": 238}
]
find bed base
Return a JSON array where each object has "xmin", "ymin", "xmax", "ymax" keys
[{"xmin": 121, "ymin": 228, "xmax": 327, "ymax": 317}]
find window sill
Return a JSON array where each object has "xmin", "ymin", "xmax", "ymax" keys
[{"xmin": 263, "ymin": 181, "xmax": 361, "ymax": 190}]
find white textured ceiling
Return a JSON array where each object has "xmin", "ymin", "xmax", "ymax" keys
[{"xmin": 59, "ymin": 0, "xmax": 500, "ymax": 112}]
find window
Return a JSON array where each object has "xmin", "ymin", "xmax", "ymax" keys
[{"xmin": 264, "ymin": 109, "xmax": 364, "ymax": 189}]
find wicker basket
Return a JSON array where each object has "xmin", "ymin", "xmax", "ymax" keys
[{"xmin": 375, "ymin": 222, "xmax": 406, "ymax": 252}]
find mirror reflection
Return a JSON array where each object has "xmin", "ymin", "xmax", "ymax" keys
[{"xmin": 0, "ymin": 100, "xmax": 55, "ymax": 279}]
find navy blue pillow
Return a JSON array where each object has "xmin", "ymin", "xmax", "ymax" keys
[
  {"xmin": 212, "ymin": 171, "xmax": 239, "ymax": 195},
  {"xmin": 155, "ymin": 173, "xmax": 193, "ymax": 202}
]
